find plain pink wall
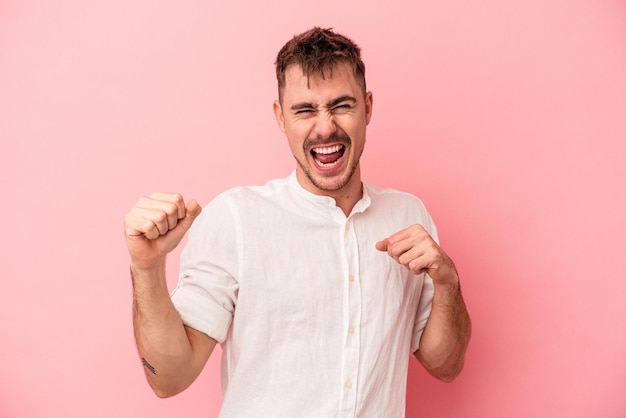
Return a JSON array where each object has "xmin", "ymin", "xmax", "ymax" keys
[{"xmin": 1, "ymin": 0, "xmax": 625, "ymax": 417}]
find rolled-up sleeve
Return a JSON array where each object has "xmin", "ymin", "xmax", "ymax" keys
[
  {"xmin": 411, "ymin": 274, "xmax": 434, "ymax": 352},
  {"xmin": 171, "ymin": 194, "xmax": 240, "ymax": 343},
  {"xmin": 410, "ymin": 203, "xmax": 438, "ymax": 352}
]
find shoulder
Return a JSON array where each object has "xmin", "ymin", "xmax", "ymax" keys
[
  {"xmin": 200, "ymin": 176, "xmax": 289, "ymax": 207},
  {"xmin": 198, "ymin": 176, "xmax": 292, "ymax": 222},
  {"xmin": 363, "ymin": 181, "xmax": 438, "ymax": 239},
  {"xmin": 364, "ymin": 181, "xmax": 428, "ymax": 210},
  {"xmin": 218, "ymin": 176, "xmax": 290, "ymax": 201}
]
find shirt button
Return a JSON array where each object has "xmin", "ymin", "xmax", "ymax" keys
[
  {"xmin": 345, "ymin": 381, "xmax": 353, "ymax": 389},
  {"xmin": 345, "ymin": 223, "xmax": 350, "ymax": 231},
  {"xmin": 348, "ymin": 326, "xmax": 355, "ymax": 334},
  {"xmin": 348, "ymin": 275, "xmax": 354, "ymax": 282}
]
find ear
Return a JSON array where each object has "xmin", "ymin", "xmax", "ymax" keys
[
  {"xmin": 273, "ymin": 100, "xmax": 286, "ymax": 132},
  {"xmin": 364, "ymin": 91, "xmax": 373, "ymax": 125}
]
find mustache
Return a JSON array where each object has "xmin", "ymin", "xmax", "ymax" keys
[{"xmin": 303, "ymin": 132, "xmax": 351, "ymax": 149}]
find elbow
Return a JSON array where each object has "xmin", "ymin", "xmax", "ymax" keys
[
  {"xmin": 415, "ymin": 348, "xmax": 467, "ymax": 383},
  {"xmin": 424, "ymin": 359, "xmax": 465, "ymax": 383},
  {"xmin": 432, "ymin": 363, "xmax": 464, "ymax": 383},
  {"xmin": 147, "ymin": 378, "xmax": 185, "ymax": 399},
  {"xmin": 153, "ymin": 387, "xmax": 178, "ymax": 399}
]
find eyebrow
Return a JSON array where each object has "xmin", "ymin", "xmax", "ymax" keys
[
  {"xmin": 326, "ymin": 95, "xmax": 357, "ymax": 108},
  {"xmin": 290, "ymin": 95, "xmax": 357, "ymax": 111}
]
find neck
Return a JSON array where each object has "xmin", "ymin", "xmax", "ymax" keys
[
  {"xmin": 296, "ymin": 166, "xmax": 363, "ymax": 217},
  {"xmin": 331, "ymin": 178, "xmax": 363, "ymax": 217}
]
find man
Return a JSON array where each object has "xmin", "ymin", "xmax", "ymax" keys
[{"xmin": 125, "ymin": 27, "xmax": 471, "ymax": 417}]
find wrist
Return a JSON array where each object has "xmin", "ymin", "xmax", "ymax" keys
[
  {"xmin": 432, "ymin": 272, "xmax": 461, "ymax": 295},
  {"xmin": 130, "ymin": 257, "xmax": 166, "ymax": 275},
  {"xmin": 130, "ymin": 259, "xmax": 168, "ymax": 290}
]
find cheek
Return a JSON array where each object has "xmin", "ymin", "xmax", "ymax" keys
[
  {"xmin": 284, "ymin": 126, "xmax": 308, "ymax": 154},
  {"xmin": 342, "ymin": 119, "xmax": 366, "ymax": 143},
  {"xmin": 285, "ymin": 120, "xmax": 313, "ymax": 140}
]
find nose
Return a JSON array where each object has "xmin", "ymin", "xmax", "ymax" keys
[{"xmin": 313, "ymin": 112, "xmax": 337, "ymax": 139}]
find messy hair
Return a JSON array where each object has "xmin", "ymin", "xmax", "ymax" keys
[{"xmin": 275, "ymin": 27, "xmax": 367, "ymax": 103}]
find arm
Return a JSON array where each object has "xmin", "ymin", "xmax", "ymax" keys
[
  {"xmin": 376, "ymin": 224, "xmax": 471, "ymax": 382},
  {"xmin": 125, "ymin": 193, "xmax": 217, "ymax": 397}
]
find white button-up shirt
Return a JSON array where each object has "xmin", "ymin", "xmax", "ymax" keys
[{"xmin": 171, "ymin": 172, "xmax": 436, "ymax": 418}]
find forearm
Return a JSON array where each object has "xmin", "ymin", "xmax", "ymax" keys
[
  {"xmin": 131, "ymin": 262, "xmax": 204, "ymax": 397},
  {"xmin": 415, "ymin": 278, "xmax": 471, "ymax": 382}
]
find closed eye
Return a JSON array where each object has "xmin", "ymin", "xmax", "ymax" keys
[
  {"xmin": 331, "ymin": 103, "xmax": 353, "ymax": 113},
  {"xmin": 327, "ymin": 96, "xmax": 357, "ymax": 113}
]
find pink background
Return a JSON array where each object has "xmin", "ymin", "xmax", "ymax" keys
[{"xmin": 1, "ymin": 0, "xmax": 625, "ymax": 417}]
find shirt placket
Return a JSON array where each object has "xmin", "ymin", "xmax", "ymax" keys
[{"xmin": 338, "ymin": 216, "xmax": 361, "ymax": 417}]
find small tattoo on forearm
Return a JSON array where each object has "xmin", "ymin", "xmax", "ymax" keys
[{"xmin": 142, "ymin": 357, "xmax": 157, "ymax": 375}]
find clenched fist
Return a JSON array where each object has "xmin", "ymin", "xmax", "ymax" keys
[
  {"xmin": 376, "ymin": 224, "xmax": 458, "ymax": 287},
  {"xmin": 124, "ymin": 193, "xmax": 202, "ymax": 271}
]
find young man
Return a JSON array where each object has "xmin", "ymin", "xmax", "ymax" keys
[{"xmin": 125, "ymin": 27, "xmax": 471, "ymax": 417}]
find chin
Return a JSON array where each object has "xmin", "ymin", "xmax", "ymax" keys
[
  {"xmin": 296, "ymin": 153, "xmax": 360, "ymax": 193},
  {"xmin": 309, "ymin": 169, "xmax": 354, "ymax": 193}
]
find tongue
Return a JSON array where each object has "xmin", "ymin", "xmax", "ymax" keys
[{"xmin": 315, "ymin": 150, "xmax": 343, "ymax": 164}]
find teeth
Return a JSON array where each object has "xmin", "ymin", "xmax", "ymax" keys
[
  {"xmin": 312, "ymin": 144, "xmax": 343, "ymax": 154},
  {"xmin": 317, "ymin": 160, "xmax": 337, "ymax": 167}
]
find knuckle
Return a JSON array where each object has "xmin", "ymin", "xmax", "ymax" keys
[
  {"xmin": 141, "ymin": 218, "xmax": 155, "ymax": 231},
  {"xmin": 137, "ymin": 196, "xmax": 151, "ymax": 206},
  {"xmin": 166, "ymin": 201, "xmax": 178, "ymax": 215},
  {"xmin": 172, "ymin": 193, "xmax": 184, "ymax": 205},
  {"xmin": 154, "ymin": 211, "xmax": 168, "ymax": 224}
]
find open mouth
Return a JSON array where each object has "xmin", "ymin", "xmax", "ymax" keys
[{"xmin": 310, "ymin": 144, "xmax": 346, "ymax": 168}]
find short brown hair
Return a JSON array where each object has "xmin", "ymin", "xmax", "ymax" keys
[{"xmin": 275, "ymin": 27, "xmax": 367, "ymax": 102}]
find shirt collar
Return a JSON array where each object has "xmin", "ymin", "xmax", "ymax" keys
[{"xmin": 287, "ymin": 170, "xmax": 372, "ymax": 216}]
